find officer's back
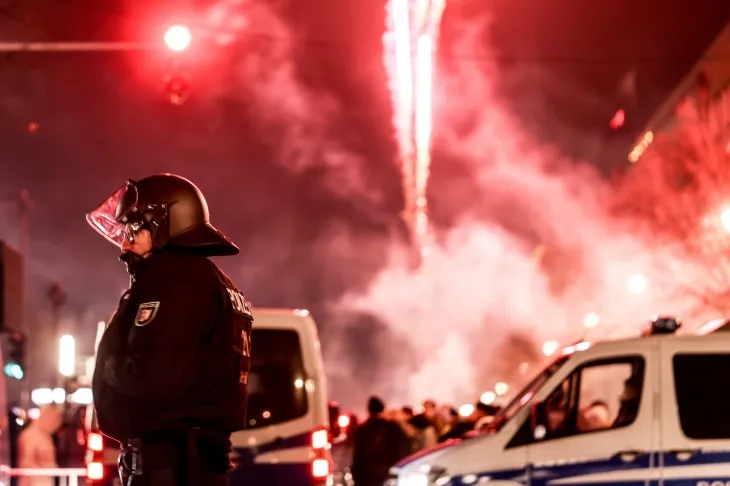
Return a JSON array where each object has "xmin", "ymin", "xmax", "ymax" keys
[{"xmin": 87, "ymin": 174, "xmax": 253, "ymax": 486}]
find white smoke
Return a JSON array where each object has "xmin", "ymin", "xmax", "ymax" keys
[
  {"xmin": 200, "ymin": 1, "xmax": 709, "ymax": 408},
  {"xmin": 335, "ymin": 12, "xmax": 703, "ymax": 406}
]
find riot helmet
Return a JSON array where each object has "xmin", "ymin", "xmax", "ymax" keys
[{"xmin": 86, "ymin": 173, "xmax": 239, "ymax": 256}]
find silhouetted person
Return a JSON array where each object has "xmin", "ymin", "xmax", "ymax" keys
[{"xmin": 352, "ymin": 396, "xmax": 410, "ymax": 486}]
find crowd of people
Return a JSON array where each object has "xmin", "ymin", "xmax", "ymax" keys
[{"xmin": 342, "ymin": 396, "xmax": 501, "ymax": 486}]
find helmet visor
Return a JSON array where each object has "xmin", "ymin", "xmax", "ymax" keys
[{"xmin": 86, "ymin": 181, "xmax": 139, "ymax": 247}]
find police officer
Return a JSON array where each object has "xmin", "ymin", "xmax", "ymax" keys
[{"xmin": 87, "ymin": 174, "xmax": 253, "ymax": 486}]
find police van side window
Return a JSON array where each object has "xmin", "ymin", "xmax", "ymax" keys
[
  {"xmin": 673, "ymin": 353, "xmax": 730, "ymax": 439},
  {"xmin": 506, "ymin": 356, "xmax": 644, "ymax": 447}
]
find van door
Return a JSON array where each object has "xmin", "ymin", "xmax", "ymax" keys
[
  {"xmin": 658, "ymin": 336, "xmax": 730, "ymax": 486},
  {"xmin": 525, "ymin": 344, "xmax": 657, "ymax": 486}
]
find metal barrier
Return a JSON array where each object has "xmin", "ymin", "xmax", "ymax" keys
[{"xmin": 10, "ymin": 467, "xmax": 87, "ymax": 486}]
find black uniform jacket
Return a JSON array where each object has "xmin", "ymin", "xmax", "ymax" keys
[{"xmin": 92, "ymin": 249, "xmax": 253, "ymax": 446}]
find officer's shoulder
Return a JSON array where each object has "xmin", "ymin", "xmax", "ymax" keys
[{"xmin": 154, "ymin": 252, "xmax": 219, "ymax": 286}]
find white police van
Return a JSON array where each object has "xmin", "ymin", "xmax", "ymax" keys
[
  {"xmin": 388, "ymin": 317, "xmax": 730, "ymax": 486},
  {"xmin": 85, "ymin": 308, "xmax": 333, "ymax": 486},
  {"xmin": 228, "ymin": 308, "xmax": 333, "ymax": 486}
]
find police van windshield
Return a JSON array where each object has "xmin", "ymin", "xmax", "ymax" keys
[
  {"xmin": 246, "ymin": 329, "xmax": 309, "ymax": 429},
  {"xmin": 487, "ymin": 355, "xmax": 569, "ymax": 432}
]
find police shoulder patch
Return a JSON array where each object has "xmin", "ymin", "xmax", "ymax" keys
[{"xmin": 135, "ymin": 301, "xmax": 160, "ymax": 327}]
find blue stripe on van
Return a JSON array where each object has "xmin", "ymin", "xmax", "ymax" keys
[
  {"xmin": 228, "ymin": 431, "xmax": 316, "ymax": 486},
  {"xmin": 441, "ymin": 450, "xmax": 730, "ymax": 486}
]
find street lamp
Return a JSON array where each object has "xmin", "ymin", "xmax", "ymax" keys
[
  {"xmin": 164, "ymin": 25, "xmax": 191, "ymax": 52},
  {"xmin": 59, "ymin": 334, "xmax": 76, "ymax": 378}
]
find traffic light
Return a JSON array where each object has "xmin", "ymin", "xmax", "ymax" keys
[
  {"xmin": 164, "ymin": 25, "xmax": 191, "ymax": 52},
  {"xmin": 164, "ymin": 73, "xmax": 191, "ymax": 105},
  {"xmin": 5, "ymin": 332, "xmax": 25, "ymax": 380}
]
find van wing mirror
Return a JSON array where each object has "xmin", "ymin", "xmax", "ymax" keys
[{"xmin": 530, "ymin": 401, "xmax": 548, "ymax": 441}]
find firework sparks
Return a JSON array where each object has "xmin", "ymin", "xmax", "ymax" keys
[{"xmin": 385, "ymin": 0, "xmax": 446, "ymax": 267}]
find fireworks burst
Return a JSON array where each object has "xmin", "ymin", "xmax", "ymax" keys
[{"xmin": 384, "ymin": 0, "xmax": 446, "ymax": 267}]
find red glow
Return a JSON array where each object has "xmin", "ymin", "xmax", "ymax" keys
[
  {"xmin": 312, "ymin": 458, "xmax": 329, "ymax": 478},
  {"xmin": 87, "ymin": 432, "xmax": 103, "ymax": 452},
  {"xmin": 609, "ymin": 109, "xmax": 625, "ymax": 130},
  {"xmin": 87, "ymin": 462, "xmax": 104, "ymax": 480},
  {"xmin": 311, "ymin": 429, "xmax": 328, "ymax": 450}
]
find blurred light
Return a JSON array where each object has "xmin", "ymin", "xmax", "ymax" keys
[
  {"xmin": 87, "ymin": 432, "xmax": 104, "ymax": 452},
  {"xmin": 32, "ymin": 388, "xmax": 53, "ymax": 405},
  {"xmin": 52, "ymin": 388, "xmax": 66, "ymax": 404},
  {"xmin": 518, "ymin": 361, "xmax": 530, "ymax": 374},
  {"xmin": 262, "ymin": 410, "xmax": 271, "ymax": 419},
  {"xmin": 294, "ymin": 378, "xmax": 304, "ymax": 389},
  {"xmin": 583, "ymin": 312, "xmax": 600, "ymax": 329},
  {"xmin": 628, "ymin": 273, "xmax": 648, "ymax": 295},
  {"xmin": 480, "ymin": 391, "xmax": 496, "ymax": 405},
  {"xmin": 720, "ymin": 207, "xmax": 730, "ymax": 233},
  {"xmin": 609, "ymin": 109, "xmax": 625, "ymax": 130},
  {"xmin": 27, "ymin": 121, "xmax": 39, "ymax": 133},
  {"xmin": 69, "ymin": 388, "xmax": 93, "ymax": 405},
  {"xmin": 312, "ymin": 458, "xmax": 330, "ymax": 478},
  {"xmin": 59, "ymin": 334, "xmax": 76, "ymax": 377},
  {"xmin": 337, "ymin": 414, "xmax": 350, "ymax": 428},
  {"xmin": 294, "ymin": 309, "xmax": 310, "ymax": 317},
  {"xmin": 494, "ymin": 382, "xmax": 509, "ymax": 396},
  {"xmin": 164, "ymin": 25, "xmax": 191, "ymax": 52},
  {"xmin": 312, "ymin": 429, "xmax": 329, "ymax": 449},
  {"xmin": 542, "ymin": 340, "xmax": 560, "ymax": 357},
  {"xmin": 628, "ymin": 131, "xmax": 654, "ymax": 163},
  {"xmin": 576, "ymin": 341, "xmax": 591, "ymax": 351},
  {"xmin": 458, "ymin": 404, "xmax": 474, "ymax": 417},
  {"xmin": 4, "ymin": 363, "xmax": 23, "ymax": 380},
  {"xmin": 87, "ymin": 462, "xmax": 104, "ymax": 481},
  {"xmin": 28, "ymin": 408, "xmax": 40, "ymax": 420}
]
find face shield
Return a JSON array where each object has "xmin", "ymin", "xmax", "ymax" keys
[{"xmin": 85, "ymin": 181, "xmax": 142, "ymax": 247}]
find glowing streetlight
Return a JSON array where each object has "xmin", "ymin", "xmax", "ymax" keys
[
  {"xmin": 164, "ymin": 25, "xmax": 191, "ymax": 52},
  {"xmin": 628, "ymin": 273, "xmax": 647, "ymax": 295},
  {"xmin": 480, "ymin": 391, "xmax": 496, "ymax": 405},
  {"xmin": 583, "ymin": 312, "xmax": 600, "ymax": 329},
  {"xmin": 494, "ymin": 382, "xmax": 509, "ymax": 396},
  {"xmin": 59, "ymin": 335, "xmax": 76, "ymax": 378},
  {"xmin": 542, "ymin": 340, "xmax": 560, "ymax": 357}
]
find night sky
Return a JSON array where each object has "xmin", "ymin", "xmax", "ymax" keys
[{"xmin": 1, "ymin": 0, "xmax": 728, "ymax": 403}]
